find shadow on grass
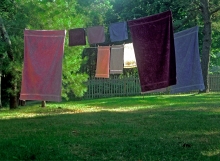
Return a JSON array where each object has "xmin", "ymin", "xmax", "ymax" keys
[{"xmin": 0, "ymin": 104, "xmax": 220, "ymax": 160}]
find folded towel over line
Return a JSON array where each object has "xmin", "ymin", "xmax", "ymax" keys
[
  {"xmin": 110, "ymin": 45, "xmax": 124, "ymax": 74},
  {"xmin": 170, "ymin": 26, "xmax": 205, "ymax": 93},
  {"xmin": 109, "ymin": 21, "xmax": 128, "ymax": 42},
  {"xmin": 95, "ymin": 46, "xmax": 111, "ymax": 78},
  {"xmin": 87, "ymin": 26, "xmax": 105, "ymax": 44},
  {"xmin": 69, "ymin": 28, "xmax": 86, "ymax": 46},
  {"xmin": 20, "ymin": 30, "xmax": 66, "ymax": 102},
  {"xmin": 127, "ymin": 10, "xmax": 176, "ymax": 93}
]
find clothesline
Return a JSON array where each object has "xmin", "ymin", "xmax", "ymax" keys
[{"xmin": 18, "ymin": 10, "xmax": 205, "ymax": 103}]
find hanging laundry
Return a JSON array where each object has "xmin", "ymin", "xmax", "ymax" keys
[
  {"xmin": 87, "ymin": 26, "xmax": 105, "ymax": 44},
  {"xmin": 127, "ymin": 10, "xmax": 176, "ymax": 93},
  {"xmin": 20, "ymin": 30, "xmax": 66, "ymax": 102},
  {"xmin": 69, "ymin": 28, "xmax": 86, "ymax": 46},
  {"xmin": 109, "ymin": 21, "xmax": 128, "ymax": 42},
  {"xmin": 95, "ymin": 46, "xmax": 111, "ymax": 78},
  {"xmin": 170, "ymin": 26, "xmax": 205, "ymax": 93},
  {"xmin": 123, "ymin": 43, "xmax": 137, "ymax": 68},
  {"xmin": 110, "ymin": 45, "xmax": 124, "ymax": 74}
]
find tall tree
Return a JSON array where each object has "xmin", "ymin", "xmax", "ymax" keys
[
  {"xmin": 199, "ymin": 0, "xmax": 220, "ymax": 92},
  {"xmin": 1, "ymin": 0, "xmax": 107, "ymax": 108}
]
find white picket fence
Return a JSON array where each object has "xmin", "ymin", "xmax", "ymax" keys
[{"xmin": 81, "ymin": 74, "xmax": 220, "ymax": 99}]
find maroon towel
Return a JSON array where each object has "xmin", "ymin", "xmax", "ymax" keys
[
  {"xmin": 95, "ymin": 46, "xmax": 110, "ymax": 78},
  {"xmin": 69, "ymin": 28, "xmax": 86, "ymax": 46},
  {"xmin": 87, "ymin": 26, "xmax": 105, "ymax": 44},
  {"xmin": 127, "ymin": 10, "xmax": 176, "ymax": 93},
  {"xmin": 20, "ymin": 30, "xmax": 66, "ymax": 102}
]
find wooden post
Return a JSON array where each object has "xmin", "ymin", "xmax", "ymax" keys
[{"xmin": 41, "ymin": 101, "xmax": 46, "ymax": 107}]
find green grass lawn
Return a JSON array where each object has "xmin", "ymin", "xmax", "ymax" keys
[{"xmin": 0, "ymin": 93, "xmax": 220, "ymax": 160}]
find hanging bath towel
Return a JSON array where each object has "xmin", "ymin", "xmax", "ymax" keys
[
  {"xmin": 95, "ymin": 46, "xmax": 111, "ymax": 78},
  {"xmin": 127, "ymin": 10, "xmax": 176, "ymax": 93},
  {"xmin": 123, "ymin": 43, "xmax": 137, "ymax": 68},
  {"xmin": 69, "ymin": 28, "xmax": 86, "ymax": 46},
  {"xmin": 87, "ymin": 26, "xmax": 105, "ymax": 44},
  {"xmin": 20, "ymin": 30, "xmax": 66, "ymax": 102},
  {"xmin": 109, "ymin": 22, "xmax": 128, "ymax": 42},
  {"xmin": 110, "ymin": 45, "xmax": 124, "ymax": 74},
  {"xmin": 170, "ymin": 26, "xmax": 205, "ymax": 93}
]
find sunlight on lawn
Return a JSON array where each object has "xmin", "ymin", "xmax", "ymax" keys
[
  {"xmin": 201, "ymin": 149, "xmax": 220, "ymax": 156},
  {"xmin": 1, "ymin": 93, "xmax": 220, "ymax": 120}
]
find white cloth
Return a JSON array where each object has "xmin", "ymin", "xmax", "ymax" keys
[{"xmin": 124, "ymin": 43, "xmax": 137, "ymax": 68}]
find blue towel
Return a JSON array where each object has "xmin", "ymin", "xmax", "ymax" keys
[
  {"xmin": 109, "ymin": 22, "xmax": 128, "ymax": 42},
  {"xmin": 170, "ymin": 26, "xmax": 205, "ymax": 93}
]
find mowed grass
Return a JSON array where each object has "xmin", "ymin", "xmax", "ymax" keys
[{"xmin": 0, "ymin": 93, "xmax": 220, "ymax": 161}]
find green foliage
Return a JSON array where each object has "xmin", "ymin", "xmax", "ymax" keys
[{"xmin": 1, "ymin": 0, "xmax": 101, "ymax": 103}]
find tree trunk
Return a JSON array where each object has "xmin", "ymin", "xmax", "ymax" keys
[
  {"xmin": 200, "ymin": 0, "xmax": 212, "ymax": 93},
  {"xmin": 0, "ymin": 72, "xmax": 1, "ymax": 108},
  {"xmin": 41, "ymin": 101, "xmax": 46, "ymax": 107},
  {"xmin": 0, "ymin": 16, "xmax": 18, "ymax": 109}
]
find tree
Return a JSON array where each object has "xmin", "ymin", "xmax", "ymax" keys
[
  {"xmin": 0, "ymin": 0, "xmax": 25, "ymax": 108},
  {"xmin": 1, "ymin": 0, "xmax": 104, "ymax": 108},
  {"xmin": 199, "ymin": 0, "xmax": 220, "ymax": 92}
]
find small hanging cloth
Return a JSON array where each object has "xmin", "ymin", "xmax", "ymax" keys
[
  {"xmin": 69, "ymin": 28, "xmax": 86, "ymax": 46},
  {"xmin": 109, "ymin": 21, "xmax": 128, "ymax": 42},
  {"xmin": 20, "ymin": 30, "xmax": 66, "ymax": 102},
  {"xmin": 170, "ymin": 26, "xmax": 205, "ymax": 93},
  {"xmin": 95, "ymin": 46, "xmax": 111, "ymax": 78},
  {"xmin": 123, "ymin": 43, "xmax": 137, "ymax": 68},
  {"xmin": 87, "ymin": 26, "xmax": 105, "ymax": 44},
  {"xmin": 110, "ymin": 45, "xmax": 124, "ymax": 74},
  {"xmin": 127, "ymin": 10, "xmax": 176, "ymax": 93}
]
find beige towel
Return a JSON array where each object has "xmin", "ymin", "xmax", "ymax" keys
[
  {"xmin": 124, "ymin": 43, "xmax": 137, "ymax": 68},
  {"xmin": 95, "ymin": 46, "xmax": 111, "ymax": 78}
]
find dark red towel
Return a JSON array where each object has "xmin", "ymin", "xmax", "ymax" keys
[
  {"xmin": 20, "ymin": 30, "xmax": 66, "ymax": 102},
  {"xmin": 69, "ymin": 28, "xmax": 86, "ymax": 46},
  {"xmin": 127, "ymin": 10, "xmax": 176, "ymax": 93}
]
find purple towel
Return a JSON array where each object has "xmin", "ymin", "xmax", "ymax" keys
[
  {"xmin": 69, "ymin": 28, "xmax": 86, "ymax": 46},
  {"xmin": 170, "ymin": 26, "xmax": 205, "ymax": 93},
  {"xmin": 87, "ymin": 26, "xmax": 105, "ymax": 44},
  {"xmin": 127, "ymin": 10, "xmax": 176, "ymax": 93},
  {"xmin": 109, "ymin": 22, "xmax": 128, "ymax": 42},
  {"xmin": 110, "ymin": 45, "xmax": 124, "ymax": 74},
  {"xmin": 20, "ymin": 30, "xmax": 66, "ymax": 102}
]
